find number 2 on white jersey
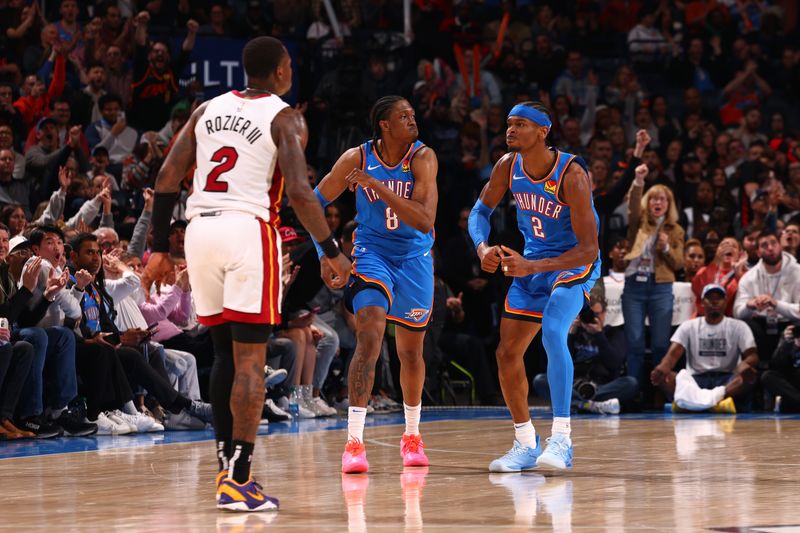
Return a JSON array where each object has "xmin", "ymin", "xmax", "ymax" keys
[
  {"xmin": 204, "ymin": 146, "xmax": 238, "ymax": 192},
  {"xmin": 530, "ymin": 215, "xmax": 545, "ymax": 238},
  {"xmin": 385, "ymin": 207, "xmax": 399, "ymax": 230}
]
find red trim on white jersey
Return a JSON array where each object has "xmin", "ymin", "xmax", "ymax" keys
[
  {"xmin": 231, "ymin": 90, "xmax": 272, "ymax": 99},
  {"xmin": 268, "ymin": 163, "xmax": 284, "ymax": 226}
]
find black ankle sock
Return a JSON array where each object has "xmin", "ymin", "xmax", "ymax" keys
[
  {"xmin": 168, "ymin": 395, "xmax": 192, "ymax": 414},
  {"xmin": 230, "ymin": 440, "xmax": 255, "ymax": 484},
  {"xmin": 216, "ymin": 440, "xmax": 230, "ymax": 472}
]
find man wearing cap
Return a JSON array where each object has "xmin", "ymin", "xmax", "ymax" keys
[{"xmin": 651, "ymin": 283, "xmax": 758, "ymax": 413}]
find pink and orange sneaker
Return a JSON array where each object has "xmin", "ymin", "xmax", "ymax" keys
[
  {"xmin": 342, "ymin": 438, "xmax": 369, "ymax": 473},
  {"xmin": 400, "ymin": 433, "xmax": 429, "ymax": 467}
]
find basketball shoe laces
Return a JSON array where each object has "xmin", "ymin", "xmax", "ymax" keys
[
  {"xmin": 545, "ymin": 436, "xmax": 569, "ymax": 455},
  {"xmin": 505, "ymin": 441, "xmax": 529, "ymax": 456},
  {"xmin": 346, "ymin": 438, "xmax": 365, "ymax": 455},
  {"xmin": 403, "ymin": 434, "xmax": 423, "ymax": 453}
]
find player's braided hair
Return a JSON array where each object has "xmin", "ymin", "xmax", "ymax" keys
[{"xmin": 370, "ymin": 95, "xmax": 406, "ymax": 151}]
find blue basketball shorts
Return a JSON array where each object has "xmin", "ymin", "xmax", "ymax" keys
[
  {"xmin": 346, "ymin": 249, "xmax": 434, "ymax": 331},
  {"xmin": 502, "ymin": 260, "xmax": 601, "ymax": 323}
]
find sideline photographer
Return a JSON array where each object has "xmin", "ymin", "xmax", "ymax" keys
[
  {"xmin": 532, "ymin": 296, "xmax": 638, "ymax": 414},
  {"xmin": 761, "ymin": 324, "xmax": 800, "ymax": 412}
]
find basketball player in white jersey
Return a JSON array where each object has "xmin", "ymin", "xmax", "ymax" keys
[{"xmin": 142, "ymin": 36, "xmax": 351, "ymax": 512}]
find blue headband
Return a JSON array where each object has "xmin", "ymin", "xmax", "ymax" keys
[{"xmin": 508, "ymin": 105, "xmax": 552, "ymax": 130}]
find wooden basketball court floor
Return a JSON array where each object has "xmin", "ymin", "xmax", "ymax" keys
[{"xmin": 2, "ymin": 407, "xmax": 800, "ymax": 532}]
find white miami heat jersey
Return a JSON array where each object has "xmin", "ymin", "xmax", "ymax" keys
[{"xmin": 187, "ymin": 90, "xmax": 289, "ymax": 223}]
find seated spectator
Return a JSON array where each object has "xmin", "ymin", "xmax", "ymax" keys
[
  {"xmin": 761, "ymin": 325, "xmax": 800, "ymax": 413},
  {"xmin": 651, "ymin": 284, "xmax": 758, "ymax": 413},
  {"xmin": 19, "ymin": 228, "xmax": 133, "ymax": 434},
  {"xmin": 121, "ymin": 133, "xmax": 162, "ymax": 191},
  {"xmin": 21, "ymin": 97, "xmax": 88, "ymax": 155},
  {"xmin": 680, "ymin": 180, "xmax": 714, "ymax": 239},
  {"xmin": 72, "ymin": 62, "xmax": 107, "ymax": 126},
  {"xmin": 627, "ymin": 7, "xmax": 672, "ymax": 65},
  {"xmin": 678, "ymin": 239, "xmax": 704, "ymax": 283},
  {"xmin": 553, "ymin": 50, "xmax": 592, "ymax": 114},
  {"xmin": 102, "ymin": 252, "xmax": 208, "ymax": 414},
  {"xmin": 692, "ymin": 237, "xmax": 745, "ymax": 316},
  {"xmin": 730, "ymin": 106, "xmax": 768, "ymax": 149},
  {"xmin": 0, "ymin": 329, "xmax": 36, "ymax": 439},
  {"xmin": 622, "ymin": 164, "xmax": 684, "ymax": 389},
  {"xmin": 25, "ymin": 118, "xmax": 87, "ymax": 205},
  {"xmin": 608, "ymin": 238, "xmax": 630, "ymax": 283},
  {"xmin": 86, "ymin": 146, "xmax": 110, "ymax": 182},
  {"xmin": 130, "ymin": 259, "xmax": 216, "ymax": 374},
  {"xmin": 85, "ymin": 93, "xmax": 138, "ymax": 168},
  {"xmin": 700, "ymin": 229, "xmax": 722, "ymax": 269},
  {"xmin": 741, "ymin": 223, "xmax": 761, "ymax": 269},
  {"xmin": 168, "ymin": 220, "xmax": 186, "ymax": 262},
  {"xmin": 21, "ymin": 225, "xmax": 83, "ymax": 329},
  {"xmin": 534, "ymin": 297, "xmax": 638, "ymax": 414},
  {"xmin": 1, "ymin": 228, "xmax": 95, "ymax": 438},
  {"xmin": 734, "ymin": 230, "xmax": 800, "ymax": 363},
  {"xmin": 69, "ymin": 233, "xmax": 208, "ymax": 431},
  {"xmin": 780, "ymin": 222, "xmax": 799, "ymax": 259},
  {"xmin": 13, "ymin": 50, "xmax": 65, "ymax": 131},
  {"xmin": 0, "ymin": 93, "xmax": 26, "ymax": 157},
  {"xmin": 1, "ymin": 204, "xmax": 28, "ymax": 237},
  {"xmin": 605, "ymin": 64, "xmax": 645, "ymax": 112}
]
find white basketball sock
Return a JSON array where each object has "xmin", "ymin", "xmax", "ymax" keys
[
  {"xmin": 514, "ymin": 420, "xmax": 537, "ymax": 449},
  {"xmin": 348, "ymin": 406, "xmax": 368, "ymax": 442},
  {"xmin": 552, "ymin": 417, "xmax": 571, "ymax": 438},
  {"xmin": 404, "ymin": 403, "xmax": 421, "ymax": 435}
]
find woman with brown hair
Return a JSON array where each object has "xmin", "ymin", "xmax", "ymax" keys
[{"xmin": 622, "ymin": 164, "xmax": 685, "ymax": 389}]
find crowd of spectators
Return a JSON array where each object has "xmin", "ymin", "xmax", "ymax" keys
[{"xmin": 0, "ymin": 0, "xmax": 799, "ymax": 441}]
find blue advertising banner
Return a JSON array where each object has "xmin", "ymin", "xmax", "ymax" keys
[{"xmin": 170, "ymin": 37, "xmax": 298, "ymax": 104}]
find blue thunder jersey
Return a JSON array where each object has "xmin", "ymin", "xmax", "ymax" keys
[
  {"xmin": 353, "ymin": 140, "xmax": 434, "ymax": 259},
  {"xmin": 509, "ymin": 149, "xmax": 599, "ymax": 260}
]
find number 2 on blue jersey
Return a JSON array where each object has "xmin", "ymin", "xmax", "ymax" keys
[{"xmin": 531, "ymin": 216, "xmax": 545, "ymax": 238}]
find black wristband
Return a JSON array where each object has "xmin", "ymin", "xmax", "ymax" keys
[
  {"xmin": 151, "ymin": 192, "xmax": 179, "ymax": 253},
  {"xmin": 318, "ymin": 234, "xmax": 341, "ymax": 259}
]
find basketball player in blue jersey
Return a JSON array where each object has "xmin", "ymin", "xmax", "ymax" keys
[
  {"xmin": 469, "ymin": 101, "xmax": 600, "ymax": 471},
  {"xmin": 312, "ymin": 96, "xmax": 438, "ymax": 473}
]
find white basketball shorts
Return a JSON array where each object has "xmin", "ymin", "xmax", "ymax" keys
[{"xmin": 184, "ymin": 213, "xmax": 282, "ymax": 326}]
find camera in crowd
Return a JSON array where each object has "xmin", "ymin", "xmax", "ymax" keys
[{"xmin": 573, "ymin": 378, "xmax": 597, "ymax": 401}]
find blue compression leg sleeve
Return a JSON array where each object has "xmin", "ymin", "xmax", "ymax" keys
[{"xmin": 541, "ymin": 284, "xmax": 586, "ymax": 418}]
